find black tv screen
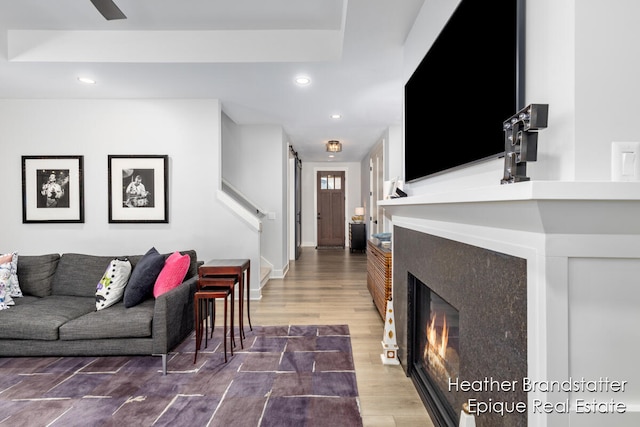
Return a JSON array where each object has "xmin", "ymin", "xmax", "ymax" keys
[{"xmin": 404, "ymin": 0, "xmax": 525, "ymax": 182}]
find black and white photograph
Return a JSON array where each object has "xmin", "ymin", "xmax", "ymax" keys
[
  {"xmin": 22, "ymin": 155, "xmax": 84, "ymax": 223},
  {"xmin": 108, "ymin": 155, "xmax": 168, "ymax": 223},
  {"xmin": 122, "ymin": 169, "xmax": 154, "ymax": 208},
  {"xmin": 38, "ymin": 169, "xmax": 70, "ymax": 208}
]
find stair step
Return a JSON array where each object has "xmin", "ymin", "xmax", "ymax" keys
[{"xmin": 260, "ymin": 266, "xmax": 271, "ymax": 285}]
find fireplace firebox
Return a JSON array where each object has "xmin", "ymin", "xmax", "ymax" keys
[
  {"xmin": 408, "ymin": 273, "xmax": 460, "ymax": 426},
  {"xmin": 395, "ymin": 227, "xmax": 528, "ymax": 427}
]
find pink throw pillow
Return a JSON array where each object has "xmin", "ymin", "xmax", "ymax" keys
[{"xmin": 153, "ymin": 251, "xmax": 190, "ymax": 298}]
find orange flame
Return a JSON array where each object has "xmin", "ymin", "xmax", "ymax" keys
[
  {"xmin": 440, "ymin": 315, "xmax": 448, "ymax": 358},
  {"xmin": 426, "ymin": 313, "xmax": 449, "ymax": 360},
  {"xmin": 427, "ymin": 314, "xmax": 437, "ymax": 347}
]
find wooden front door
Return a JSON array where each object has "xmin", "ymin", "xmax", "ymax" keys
[{"xmin": 316, "ymin": 171, "xmax": 345, "ymax": 248}]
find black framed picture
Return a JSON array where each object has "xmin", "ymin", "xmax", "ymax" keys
[
  {"xmin": 108, "ymin": 155, "xmax": 169, "ymax": 223},
  {"xmin": 21, "ymin": 155, "xmax": 85, "ymax": 223}
]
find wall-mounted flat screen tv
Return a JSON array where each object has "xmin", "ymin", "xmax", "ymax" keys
[{"xmin": 404, "ymin": 0, "xmax": 525, "ymax": 182}]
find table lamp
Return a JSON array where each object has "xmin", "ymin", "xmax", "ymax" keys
[{"xmin": 353, "ymin": 207, "xmax": 365, "ymax": 223}]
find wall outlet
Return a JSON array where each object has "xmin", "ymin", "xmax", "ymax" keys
[{"xmin": 611, "ymin": 141, "xmax": 640, "ymax": 181}]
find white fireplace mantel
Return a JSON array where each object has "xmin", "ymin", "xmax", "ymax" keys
[
  {"xmin": 379, "ymin": 181, "xmax": 640, "ymax": 235},
  {"xmin": 379, "ymin": 180, "xmax": 640, "ymax": 427}
]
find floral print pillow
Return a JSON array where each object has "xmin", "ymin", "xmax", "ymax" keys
[
  {"xmin": 0, "ymin": 268, "xmax": 13, "ymax": 310},
  {"xmin": 0, "ymin": 252, "xmax": 22, "ymax": 298}
]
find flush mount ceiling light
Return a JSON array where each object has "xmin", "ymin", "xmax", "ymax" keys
[
  {"xmin": 330, "ymin": 114, "xmax": 342, "ymax": 119},
  {"xmin": 326, "ymin": 140, "xmax": 342, "ymax": 152},
  {"xmin": 295, "ymin": 76, "xmax": 311, "ymax": 86}
]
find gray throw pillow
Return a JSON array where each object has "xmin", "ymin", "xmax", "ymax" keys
[{"xmin": 123, "ymin": 247, "xmax": 164, "ymax": 308}]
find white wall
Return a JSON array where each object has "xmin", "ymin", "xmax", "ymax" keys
[
  {"xmin": 0, "ymin": 99, "xmax": 261, "ymax": 296},
  {"xmin": 361, "ymin": 127, "xmax": 403, "ymax": 235},
  {"xmin": 221, "ymin": 115, "xmax": 289, "ymax": 276},
  {"xmin": 574, "ymin": 1, "xmax": 640, "ymax": 181},
  {"xmin": 300, "ymin": 161, "xmax": 361, "ymax": 248},
  {"xmin": 359, "ymin": 145, "xmax": 372, "ymax": 220},
  {"xmin": 387, "ymin": 125, "xmax": 402, "ymax": 181},
  {"xmin": 526, "ymin": 0, "xmax": 576, "ymax": 181}
]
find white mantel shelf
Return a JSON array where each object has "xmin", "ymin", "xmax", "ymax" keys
[{"xmin": 378, "ymin": 181, "xmax": 640, "ymax": 234}]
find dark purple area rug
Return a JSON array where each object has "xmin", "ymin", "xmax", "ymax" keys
[{"xmin": 0, "ymin": 325, "xmax": 362, "ymax": 426}]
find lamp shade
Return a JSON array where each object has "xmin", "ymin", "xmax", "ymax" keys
[{"xmin": 355, "ymin": 207, "xmax": 365, "ymax": 216}]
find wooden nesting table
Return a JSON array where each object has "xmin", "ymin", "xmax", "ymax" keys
[
  {"xmin": 198, "ymin": 258, "xmax": 252, "ymax": 342},
  {"xmin": 194, "ymin": 286, "xmax": 231, "ymax": 362}
]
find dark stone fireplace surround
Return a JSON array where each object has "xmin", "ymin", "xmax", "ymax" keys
[{"xmin": 394, "ymin": 226, "xmax": 528, "ymax": 427}]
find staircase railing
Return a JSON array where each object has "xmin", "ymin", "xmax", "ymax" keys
[{"xmin": 218, "ymin": 178, "xmax": 265, "ymax": 231}]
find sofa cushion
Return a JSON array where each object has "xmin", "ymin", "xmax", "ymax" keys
[
  {"xmin": 153, "ymin": 251, "xmax": 190, "ymax": 298},
  {"xmin": 59, "ymin": 299, "xmax": 154, "ymax": 340},
  {"xmin": 124, "ymin": 247, "xmax": 165, "ymax": 308},
  {"xmin": 96, "ymin": 258, "xmax": 132, "ymax": 311},
  {"xmin": 0, "ymin": 296, "xmax": 95, "ymax": 340},
  {"xmin": 10, "ymin": 295, "xmax": 39, "ymax": 306},
  {"xmin": 16, "ymin": 254, "xmax": 60, "ymax": 297},
  {"xmin": 52, "ymin": 253, "xmax": 116, "ymax": 297}
]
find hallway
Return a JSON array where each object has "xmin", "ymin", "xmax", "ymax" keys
[{"xmin": 251, "ymin": 247, "xmax": 434, "ymax": 426}]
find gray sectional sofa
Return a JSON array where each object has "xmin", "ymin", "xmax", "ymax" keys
[{"xmin": 0, "ymin": 250, "xmax": 198, "ymax": 374}]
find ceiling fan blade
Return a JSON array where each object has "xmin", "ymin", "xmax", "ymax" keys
[{"xmin": 90, "ymin": 0, "xmax": 127, "ymax": 20}]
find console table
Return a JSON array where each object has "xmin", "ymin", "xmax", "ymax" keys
[
  {"xmin": 366, "ymin": 240, "xmax": 392, "ymax": 319},
  {"xmin": 349, "ymin": 223, "xmax": 366, "ymax": 253}
]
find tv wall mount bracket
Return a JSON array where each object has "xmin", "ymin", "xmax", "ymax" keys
[{"xmin": 501, "ymin": 103, "xmax": 549, "ymax": 184}]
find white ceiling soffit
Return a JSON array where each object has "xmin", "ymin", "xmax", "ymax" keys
[
  {"xmin": 8, "ymin": 29, "xmax": 344, "ymax": 63},
  {"xmin": 7, "ymin": 0, "xmax": 347, "ymax": 63}
]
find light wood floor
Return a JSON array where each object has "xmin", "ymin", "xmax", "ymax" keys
[{"xmin": 251, "ymin": 247, "xmax": 435, "ymax": 427}]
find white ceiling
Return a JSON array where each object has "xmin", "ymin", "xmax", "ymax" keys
[{"xmin": 0, "ymin": 0, "xmax": 424, "ymax": 162}]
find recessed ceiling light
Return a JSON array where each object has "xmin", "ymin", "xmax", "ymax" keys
[
  {"xmin": 328, "ymin": 154, "xmax": 335, "ymax": 158},
  {"xmin": 77, "ymin": 77, "xmax": 96, "ymax": 84},
  {"xmin": 295, "ymin": 76, "xmax": 311, "ymax": 86},
  {"xmin": 330, "ymin": 114, "xmax": 342, "ymax": 119}
]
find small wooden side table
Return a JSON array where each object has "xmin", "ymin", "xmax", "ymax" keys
[
  {"xmin": 194, "ymin": 288, "xmax": 231, "ymax": 363},
  {"xmin": 199, "ymin": 259, "xmax": 252, "ymax": 342},
  {"xmin": 197, "ymin": 276, "xmax": 237, "ymax": 347}
]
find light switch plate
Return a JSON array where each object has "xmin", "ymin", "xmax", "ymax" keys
[{"xmin": 611, "ymin": 141, "xmax": 640, "ymax": 181}]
